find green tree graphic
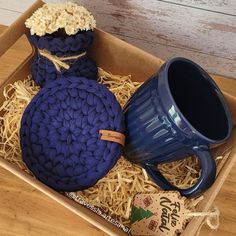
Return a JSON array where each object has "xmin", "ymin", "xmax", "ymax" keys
[{"xmin": 131, "ymin": 206, "xmax": 154, "ymax": 224}]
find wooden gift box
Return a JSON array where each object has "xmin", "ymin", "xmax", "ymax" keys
[{"xmin": 0, "ymin": 1, "xmax": 236, "ymax": 235}]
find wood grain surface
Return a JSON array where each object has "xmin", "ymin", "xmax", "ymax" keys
[
  {"xmin": 76, "ymin": 0, "xmax": 236, "ymax": 79},
  {"xmin": 0, "ymin": 25, "xmax": 236, "ymax": 236}
]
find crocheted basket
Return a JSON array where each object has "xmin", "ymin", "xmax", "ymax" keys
[
  {"xmin": 20, "ymin": 77, "xmax": 125, "ymax": 191},
  {"xmin": 28, "ymin": 31, "xmax": 98, "ymax": 87}
]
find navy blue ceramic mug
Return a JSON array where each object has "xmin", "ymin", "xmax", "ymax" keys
[{"xmin": 124, "ymin": 57, "xmax": 232, "ymax": 198}]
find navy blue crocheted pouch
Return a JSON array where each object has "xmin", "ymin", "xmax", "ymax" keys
[
  {"xmin": 20, "ymin": 77, "xmax": 124, "ymax": 191},
  {"xmin": 28, "ymin": 31, "xmax": 98, "ymax": 87}
]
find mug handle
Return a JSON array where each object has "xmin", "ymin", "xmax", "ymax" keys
[{"xmin": 143, "ymin": 147, "xmax": 216, "ymax": 198}]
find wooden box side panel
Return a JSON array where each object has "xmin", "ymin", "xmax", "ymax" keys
[{"xmin": 89, "ymin": 28, "xmax": 164, "ymax": 81}]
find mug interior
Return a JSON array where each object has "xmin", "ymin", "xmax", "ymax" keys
[{"xmin": 168, "ymin": 60, "xmax": 230, "ymax": 141}]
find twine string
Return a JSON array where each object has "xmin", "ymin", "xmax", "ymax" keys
[
  {"xmin": 187, "ymin": 206, "xmax": 220, "ymax": 234},
  {"xmin": 38, "ymin": 49, "xmax": 87, "ymax": 72}
]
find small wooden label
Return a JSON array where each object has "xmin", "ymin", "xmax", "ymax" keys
[
  {"xmin": 99, "ymin": 130, "xmax": 125, "ymax": 146},
  {"xmin": 131, "ymin": 192, "xmax": 189, "ymax": 236}
]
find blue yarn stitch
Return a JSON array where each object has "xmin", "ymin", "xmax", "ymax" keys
[
  {"xmin": 20, "ymin": 77, "xmax": 125, "ymax": 191},
  {"xmin": 28, "ymin": 31, "xmax": 98, "ymax": 87}
]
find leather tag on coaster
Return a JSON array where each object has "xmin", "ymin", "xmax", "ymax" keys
[
  {"xmin": 99, "ymin": 130, "xmax": 125, "ymax": 146},
  {"xmin": 131, "ymin": 191, "xmax": 190, "ymax": 236}
]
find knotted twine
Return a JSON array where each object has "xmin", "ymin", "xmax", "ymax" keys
[
  {"xmin": 188, "ymin": 206, "xmax": 220, "ymax": 235},
  {"xmin": 187, "ymin": 206, "xmax": 220, "ymax": 230},
  {"xmin": 20, "ymin": 77, "xmax": 125, "ymax": 191},
  {"xmin": 38, "ymin": 49, "xmax": 87, "ymax": 72}
]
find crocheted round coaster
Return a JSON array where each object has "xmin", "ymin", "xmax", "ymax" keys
[{"xmin": 20, "ymin": 77, "xmax": 125, "ymax": 191}]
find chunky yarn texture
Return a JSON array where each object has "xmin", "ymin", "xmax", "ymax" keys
[
  {"xmin": 29, "ymin": 31, "xmax": 98, "ymax": 87},
  {"xmin": 20, "ymin": 77, "xmax": 124, "ymax": 191}
]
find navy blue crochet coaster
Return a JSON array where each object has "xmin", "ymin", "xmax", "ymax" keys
[{"xmin": 20, "ymin": 77, "xmax": 125, "ymax": 191}]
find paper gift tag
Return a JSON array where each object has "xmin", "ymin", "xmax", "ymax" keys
[{"xmin": 131, "ymin": 191, "xmax": 190, "ymax": 236}]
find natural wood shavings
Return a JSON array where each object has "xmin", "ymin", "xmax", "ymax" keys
[
  {"xmin": 160, "ymin": 156, "xmax": 199, "ymax": 188},
  {"xmin": 0, "ymin": 77, "xmax": 40, "ymax": 173},
  {"xmin": 76, "ymin": 157, "xmax": 158, "ymax": 224},
  {"xmin": 98, "ymin": 68, "xmax": 143, "ymax": 108}
]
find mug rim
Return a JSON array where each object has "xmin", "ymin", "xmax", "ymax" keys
[{"xmin": 163, "ymin": 57, "xmax": 232, "ymax": 144}]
